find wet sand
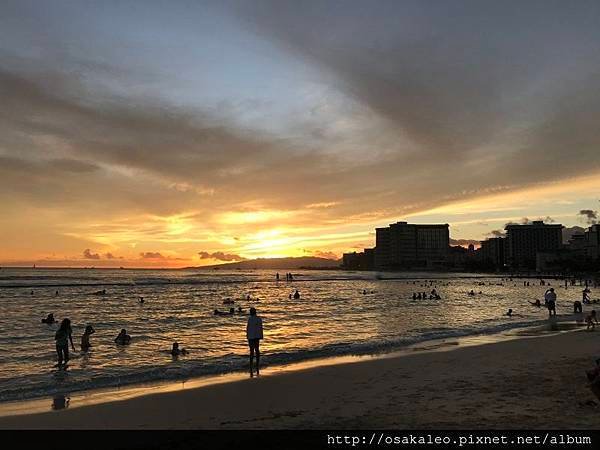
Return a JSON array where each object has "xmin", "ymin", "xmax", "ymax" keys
[{"xmin": 0, "ymin": 327, "xmax": 599, "ymax": 429}]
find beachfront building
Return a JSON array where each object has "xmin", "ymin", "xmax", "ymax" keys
[
  {"xmin": 505, "ymin": 221, "xmax": 563, "ymax": 269},
  {"xmin": 587, "ymin": 225, "xmax": 600, "ymax": 260},
  {"xmin": 374, "ymin": 221, "xmax": 449, "ymax": 270},
  {"xmin": 342, "ymin": 252, "xmax": 362, "ymax": 270},
  {"xmin": 342, "ymin": 248, "xmax": 375, "ymax": 270},
  {"xmin": 570, "ymin": 224, "xmax": 600, "ymax": 261},
  {"xmin": 479, "ymin": 237, "xmax": 505, "ymax": 270}
]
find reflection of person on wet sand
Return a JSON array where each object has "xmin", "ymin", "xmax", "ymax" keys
[
  {"xmin": 586, "ymin": 358, "xmax": 600, "ymax": 402},
  {"xmin": 52, "ymin": 395, "xmax": 70, "ymax": 410},
  {"xmin": 586, "ymin": 311, "xmax": 598, "ymax": 331}
]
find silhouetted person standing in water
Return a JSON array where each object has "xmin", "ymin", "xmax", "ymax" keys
[
  {"xmin": 246, "ymin": 307, "xmax": 263, "ymax": 377},
  {"xmin": 544, "ymin": 288, "xmax": 557, "ymax": 317},
  {"xmin": 55, "ymin": 318, "xmax": 75, "ymax": 368},
  {"xmin": 81, "ymin": 325, "xmax": 95, "ymax": 351}
]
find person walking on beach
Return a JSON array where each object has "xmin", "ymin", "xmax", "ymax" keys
[
  {"xmin": 246, "ymin": 307, "xmax": 263, "ymax": 377},
  {"xmin": 55, "ymin": 318, "xmax": 75, "ymax": 368},
  {"xmin": 544, "ymin": 288, "xmax": 557, "ymax": 317}
]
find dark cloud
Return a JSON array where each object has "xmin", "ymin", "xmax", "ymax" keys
[
  {"xmin": 83, "ymin": 248, "xmax": 100, "ymax": 260},
  {"xmin": 2, "ymin": 1, "xmax": 600, "ymax": 260},
  {"xmin": 139, "ymin": 252, "xmax": 164, "ymax": 259},
  {"xmin": 198, "ymin": 251, "xmax": 246, "ymax": 262},
  {"xmin": 578, "ymin": 209, "xmax": 598, "ymax": 225},
  {"xmin": 311, "ymin": 250, "xmax": 340, "ymax": 260},
  {"xmin": 235, "ymin": 0, "xmax": 600, "ymax": 200}
]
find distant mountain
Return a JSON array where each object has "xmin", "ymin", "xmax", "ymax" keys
[{"xmin": 192, "ymin": 256, "xmax": 341, "ymax": 270}]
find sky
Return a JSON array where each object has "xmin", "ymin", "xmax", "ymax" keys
[{"xmin": 1, "ymin": 0, "xmax": 600, "ymax": 268}]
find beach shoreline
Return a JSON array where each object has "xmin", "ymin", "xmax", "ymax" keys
[
  {"xmin": 0, "ymin": 325, "xmax": 542, "ymax": 418},
  {"xmin": 1, "ymin": 323, "xmax": 598, "ymax": 429}
]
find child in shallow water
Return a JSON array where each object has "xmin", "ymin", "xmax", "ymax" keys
[{"xmin": 81, "ymin": 325, "xmax": 95, "ymax": 351}]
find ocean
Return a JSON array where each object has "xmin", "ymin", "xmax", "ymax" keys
[{"xmin": 0, "ymin": 268, "xmax": 575, "ymax": 403}]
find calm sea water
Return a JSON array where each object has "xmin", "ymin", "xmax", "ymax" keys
[{"xmin": 0, "ymin": 268, "xmax": 583, "ymax": 402}]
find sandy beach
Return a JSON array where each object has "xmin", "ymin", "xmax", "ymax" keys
[{"xmin": 1, "ymin": 328, "xmax": 599, "ymax": 430}]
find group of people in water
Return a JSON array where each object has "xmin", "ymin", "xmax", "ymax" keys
[
  {"xmin": 42, "ymin": 313, "xmax": 183, "ymax": 369},
  {"xmin": 214, "ymin": 306, "xmax": 245, "ymax": 315},
  {"xmin": 412, "ymin": 289, "xmax": 441, "ymax": 300},
  {"xmin": 275, "ymin": 272, "xmax": 294, "ymax": 282},
  {"xmin": 42, "ymin": 286, "xmax": 266, "ymax": 374}
]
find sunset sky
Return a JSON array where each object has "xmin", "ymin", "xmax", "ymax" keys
[{"xmin": 1, "ymin": 0, "xmax": 600, "ymax": 267}]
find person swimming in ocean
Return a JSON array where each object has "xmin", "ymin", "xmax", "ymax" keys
[
  {"xmin": 170, "ymin": 342, "xmax": 188, "ymax": 356},
  {"xmin": 115, "ymin": 329, "xmax": 131, "ymax": 345},
  {"xmin": 139, "ymin": 297, "xmax": 145, "ymax": 304},
  {"xmin": 529, "ymin": 299, "xmax": 541, "ymax": 308},
  {"xmin": 293, "ymin": 290, "xmax": 300, "ymax": 299},
  {"xmin": 223, "ymin": 298, "xmax": 235, "ymax": 305},
  {"xmin": 42, "ymin": 313, "xmax": 57, "ymax": 324},
  {"xmin": 81, "ymin": 325, "xmax": 95, "ymax": 351},
  {"xmin": 506, "ymin": 308, "xmax": 513, "ymax": 317},
  {"xmin": 237, "ymin": 306, "xmax": 244, "ymax": 313}
]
